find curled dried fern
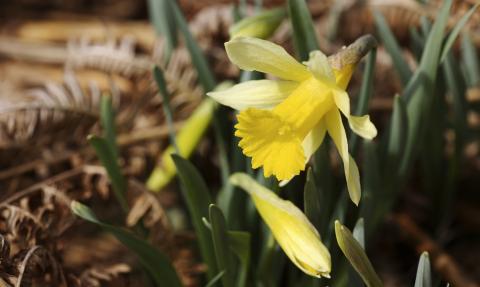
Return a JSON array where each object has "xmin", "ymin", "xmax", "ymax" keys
[
  {"xmin": 0, "ymin": 71, "xmax": 101, "ymax": 149},
  {"xmin": 66, "ymin": 37, "xmax": 151, "ymax": 78}
]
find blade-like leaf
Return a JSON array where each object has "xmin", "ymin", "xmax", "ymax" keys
[
  {"xmin": 154, "ymin": 66, "xmax": 179, "ymax": 152},
  {"xmin": 206, "ymin": 271, "xmax": 226, "ymax": 287},
  {"xmin": 461, "ymin": 33, "xmax": 480, "ymax": 87},
  {"xmin": 147, "ymin": 0, "xmax": 177, "ymax": 60},
  {"xmin": 440, "ymin": 4, "xmax": 479, "ymax": 62},
  {"xmin": 288, "ymin": 0, "xmax": 319, "ymax": 60},
  {"xmin": 304, "ymin": 168, "xmax": 322, "ymax": 230},
  {"xmin": 202, "ymin": 218, "xmax": 251, "ymax": 287},
  {"xmin": 71, "ymin": 201, "xmax": 182, "ymax": 287},
  {"xmin": 353, "ymin": 218, "xmax": 365, "ymax": 249},
  {"xmin": 335, "ymin": 221, "xmax": 383, "ymax": 287},
  {"xmin": 209, "ymin": 204, "xmax": 236, "ymax": 287},
  {"xmin": 400, "ymin": 0, "xmax": 452, "ymax": 179},
  {"xmin": 385, "ymin": 95, "xmax": 408, "ymax": 183},
  {"xmin": 374, "ymin": 11, "xmax": 412, "ymax": 86},
  {"xmin": 414, "ymin": 252, "xmax": 432, "ymax": 287},
  {"xmin": 171, "ymin": 0, "xmax": 216, "ymax": 91},
  {"xmin": 88, "ymin": 135, "xmax": 128, "ymax": 211},
  {"xmin": 172, "ymin": 155, "xmax": 218, "ymax": 279},
  {"xmin": 100, "ymin": 93, "xmax": 118, "ymax": 159}
]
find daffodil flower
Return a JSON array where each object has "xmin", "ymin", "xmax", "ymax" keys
[
  {"xmin": 208, "ymin": 36, "xmax": 377, "ymax": 204},
  {"xmin": 230, "ymin": 173, "xmax": 331, "ymax": 278}
]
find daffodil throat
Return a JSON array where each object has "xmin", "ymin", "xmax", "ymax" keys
[{"xmin": 235, "ymin": 76, "xmax": 335, "ymax": 180}]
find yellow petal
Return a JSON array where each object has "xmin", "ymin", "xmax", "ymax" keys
[
  {"xmin": 230, "ymin": 173, "xmax": 331, "ymax": 278},
  {"xmin": 333, "ymin": 64, "xmax": 355, "ymax": 90},
  {"xmin": 235, "ymin": 108, "xmax": 305, "ymax": 180},
  {"xmin": 225, "ymin": 37, "xmax": 310, "ymax": 82},
  {"xmin": 333, "ymin": 89, "xmax": 351, "ymax": 117},
  {"xmin": 207, "ymin": 80, "xmax": 298, "ymax": 111},
  {"xmin": 302, "ymin": 120, "xmax": 327, "ymax": 161},
  {"xmin": 333, "ymin": 90, "xmax": 377, "ymax": 140},
  {"xmin": 304, "ymin": 51, "xmax": 336, "ymax": 85},
  {"xmin": 325, "ymin": 109, "xmax": 361, "ymax": 205},
  {"xmin": 349, "ymin": 115, "xmax": 377, "ymax": 140}
]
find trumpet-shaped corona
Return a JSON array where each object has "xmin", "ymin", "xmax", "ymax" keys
[{"xmin": 208, "ymin": 37, "xmax": 377, "ymax": 204}]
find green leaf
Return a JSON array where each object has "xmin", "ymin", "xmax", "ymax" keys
[
  {"xmin": 153, "ymin": 66, "xmax": 179, "ymax": 153},
  {"xmin": 228, "ymin": 231, "xmax": 250, "ymax": 287},
  {"xmin": 443, "ymin": 52, "xmax": 468, "ymax": 154},
  {"xmin": 171, "ymin": 155, "xmax": 218, "ymax": 279},
  {"xmin": 353, "ymin": 218, "xmax": 365, "ymax": 249},
  {"xmin": 461, "ymin": 33, "xmax": 480, "ymax": 87},
  {"xmin": 385, "ymin": 95, "xmax": 408, "ymax": 182},
  {"xmin": 335, "ymin": 221, "xmax": 383, "ymax": 287},
  {"xmin": 202, "ymin": 219, "xmax": 251, "ymax": 287},
  {"xmin": 209, "ymin": 204, "xmax": 236, "ymax": 287},
  {"xmin": 147, "ymin": 0, "xmax": 177, "ymax": 60},
  {"xmin": 171, "ymin": 0, "xmax": 216, "ymax": 91},
  {"xmin": 100, "ymin": 93, "xmax": 118, "ymax": 159},
  {"xmin": 374, "ymin": 10, "xmax": 412, "ymax": 86},
  {"xmin": 206, "ymin": 271, "xmax": 226, "ymax": 287},
  {"xmin": 304, "ymin": 168, "xmax": 322, "ymax": 230},
  {"xmin": 360, "ymin": 141, "xmax": 381, "ymax": 237},
  {"xmin": 348, "ymin": 218, "xmax": 366, "ymax": 287},
  {"xmin": 440, "ymin": 3, "xmax": 479, "ymax": 62},
  {"xmin": 88, "ymin": 135, "xmax": 128, "ymax": 211},
  {"xmin": 71, "ymin": 201, "xmax": 182, "ymax": 287},
  {"xmin": 414, "ymin": 252, "xmax": 432, "ymax": 287},
  {"xmin": 288, "ymin": 0, "xmax": 319, "ymax": 60},
  {"xmin": 350, "ymin": 48, "xmax": 377, "ymax": 154},
  {"xmin": 399, "ymin": 0, "xmax": 452, "ymax": 179}
]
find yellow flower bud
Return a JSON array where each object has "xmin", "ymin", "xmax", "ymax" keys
[{"xmin": 230, "ymin": 173, "xmax": 331, "ymax": 278}]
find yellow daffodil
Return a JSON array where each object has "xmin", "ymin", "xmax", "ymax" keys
[
  {"xmin": 208, "ymin": 36, "xmax": 377, "ymax": 204},
  {"xmin": 230, "ymin": 173, "xmax": 331, "ymax": 278}
]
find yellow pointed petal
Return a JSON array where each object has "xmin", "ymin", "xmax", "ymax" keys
[
  {"xmin": 225, "ymin": 37, "xmax": 310, "ymax": 82},
  {"xmin": 235, "ymin": 108, "xmax": 305, "ymax": 180},
  {"xmin": 207, "ymin": 80, "xmax": 298, "ymax": 111},
  {"xmin": 302, "ymin": 120, "xmax": 327, "ymax": 161},
  {"xmin": 230, "ymin": 173, "xmax": 331, "ymax": 278},
  {"xmin": 333, "ymin": 89, "xmax": 351, "ymax": 117},
  {"xmin": 349, "ymin": 115, "xmax": 377, "ymax": 140},
  {"xmin": 304, "ymin": 51, "xmax": 335, "ymax": 84},
  {"xmin": 333, "ymin": 90, "xmax": 377, "ymax": 140},
  {"xmin": 325, "ymin": 109, "xmax": 361, "ymax": 205}
]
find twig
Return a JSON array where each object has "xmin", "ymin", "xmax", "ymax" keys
[{"xmin": 393, "ymin": 213, "xmax": 478, "ymax": 287}]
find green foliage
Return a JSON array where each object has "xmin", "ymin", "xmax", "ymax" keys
[
  {"xmin": 89, "ymin": 95, "xmax": 128, "ymax": 211},
  {"xmin": 335, "ymin": 221, "xmax": 383, "ymax": 287},
  {"xmin": 288, "ymin": 0, "xmax": 319, "ymax": 60},
  {"xmin": 71, "ymin": 201, "xmax": 182, "ymax": 287},
  {"xmin": 147, "ymin": 0, "xmax": 177, "ymax": 60},
  {"xmin": 153, "ymin": 65, "xmax": 179, "ymax": 152},
  {"xmin": 414, "ymin": 252, "xmax": 432, "ymax": 287},
  {"xmin": 171, "ymin": 155, "xmax": 218, "ymax": 279}
]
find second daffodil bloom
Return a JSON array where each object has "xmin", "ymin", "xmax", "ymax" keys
[
  {"xmin": 230, "ymin": 173, "xmax": 331, "ymax": 278},
  {"xmin": 208, "ymin": 36, "xmax": 377, "ymax": 204}
]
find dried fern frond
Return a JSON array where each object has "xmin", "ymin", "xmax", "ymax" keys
[
  {"xmin": 0, "ymin": 71, "xmax": 101, "ymax": 149},
  {"xmin": 66, "ymin": 37, "xmax": 152, "ymax": 78},
  {"xmin": 78, "ymin": 264, "xmax": 131, "ymax": 287}
]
